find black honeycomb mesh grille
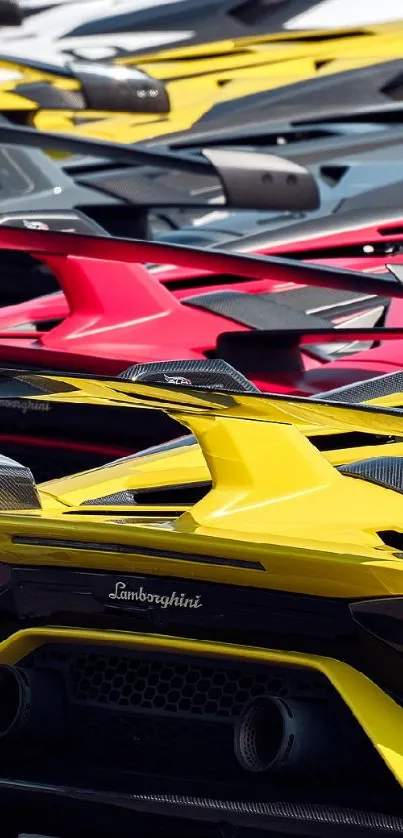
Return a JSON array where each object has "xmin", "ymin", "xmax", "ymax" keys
[
  {"xmin": 8, "ymin": 644, "xmax": 385, "ymax": 794},
  {"xmin": 70, "ymin": 653, "xmax": 288, "ymax": 717},
  {"xmin": 24, "ymin": 645, "xmax": 328, "ymax": 720}
]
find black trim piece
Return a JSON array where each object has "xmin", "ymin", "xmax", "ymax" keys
[
  {"xmin": 6, "ymin": 564, "xmax": 355, "ymax": 652},
  {"xmin": 0, "ymin": 780, "xmax": 401, "ymax": 837},
  {"xmin": 63, "ymin": 510, "xmax": 185, "ymax": 517},
  {"xmin": 6, "ymin": 565, "xmax": 403, "ymax": 693},
  {"xmin": 11, "ymin": 535, "xmax": 264, "ymax": 570}
]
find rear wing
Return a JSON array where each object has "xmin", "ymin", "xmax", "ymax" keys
[
  {"xmin": 5, "ymin": 365, "xmax": 403, "ymax": 433},
  {"xmin": 216, "ymin": 327, "xmax": 403, "ymax": 370},
  {"xmin": 0, "ymin": 225, "xmax": 402, "ymax": 299},
  {"xmin": 3, "ymin": 364, "xmax": 403, "ymax": 537},
  {"xmin": 0, "ymin": 227, "xmax": 400, "ymax": 362},
  {"xmin": 0, "ymin": 226, "xmax": 402, "ymax": 355},
  {"xmin": 0, "ymin": 123, "xmax": 320, "ymax": 213}
]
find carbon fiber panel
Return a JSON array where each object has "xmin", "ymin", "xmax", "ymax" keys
[
  {"xmin": 83, "ymin": 490, "xmax": 137, "ymax": 507},
  {"xmin": 14, "ymin": 83, "xmax": 85, "ymax": 110},
  {"xmin": 118, "ymin": 359, "xmax": 259, "ymax": 392},
  {"xmin": 182, "ymin": 290, "xmax": 330, "ymax": 330},
  {"xmin": 317, "ymin": 372, "xmax": 403, "ymax": 404},
  {"xmin": 270, "ymin": 287, "xmax": 376, "ymax": 315},
  {"xmin": 339, "ymin": 457, "xmax": 403, "ymax": 494},
  {"xmin": 0, "ymin": 375, "xmax": 79, "ymax": 397},
  {"xmin": 71, "ymin": 63, "xmax": 170, "ymax": 114},
  {"xmin": 0, "ymin": 454, "xmax": 40, "ymax": 509},
  {"xmin": 84, "ymin": 172, "xmax": 202, "ymax": 206}
]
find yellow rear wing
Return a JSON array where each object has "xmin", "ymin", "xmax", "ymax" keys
[
  {"xmin": 7, "ymin": 366, "xmax": 403, "ymax": 434},
  {"xmin": 3, "ymin": 366, "xmax": 403, "ymax": 538}
]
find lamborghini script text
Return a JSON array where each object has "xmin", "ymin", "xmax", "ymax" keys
[{"xmin": 108, "ymin": 582, "xmax": 203, "ymax": 609}]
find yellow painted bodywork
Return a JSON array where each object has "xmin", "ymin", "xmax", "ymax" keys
[
  {"xmin": 2, "ymin": 371, "xmax": 403, "ymax": 788},
  {"xmin": 1, "ymin": 625, "xmax": 403, "ymax": 789},
  {"xmin": 1, "ymin": 21, "xmax": 403, "ymax": 141},
  {"xmin": 0, "ymin": 370, "xmax": 401, "ymax": 600}
]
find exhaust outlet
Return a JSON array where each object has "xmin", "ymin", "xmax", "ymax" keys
[
  {"xmin": 234, "ymin": 696, "xmax": 340, "ymax": 774},
  {"xmin": 0, "ymin": 665, "xmax": 65, "ymax": 743}
]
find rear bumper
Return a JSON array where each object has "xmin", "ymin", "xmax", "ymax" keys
[
  {"xmin": 0, "ymin": 626, "xmax": 401, "ymax": 836},
  {"xmin": 1, "ymin": 625, "xmax": 402, "ymax": 788}
]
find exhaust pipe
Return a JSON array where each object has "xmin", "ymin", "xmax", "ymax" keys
[
  {"xmin": 0, "ymin": 665, "xmax": 65, "ymax": 743},
  {"xmin": 234, "ymin": 696, "xmax": 341, "ymax": 774}
]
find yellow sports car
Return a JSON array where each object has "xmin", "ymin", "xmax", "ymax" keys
[
  {"xmin": 0, "ymin": 20, "xmax": 403, "ymax": 143},
  {"xmin": 0, "ymin": 363, "xmax": 402, "ymax": 833}
]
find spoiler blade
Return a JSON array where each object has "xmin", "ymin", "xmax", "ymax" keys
[
  {"xmin": 4, "ymin": 367, "xmax": 403, "ymax": 538},
  {"xmin": 3, "ymin": 367, "xmax": 403, "ymax": 438},
  {"xmin": 0, "ymin": 226, "xmax": 401, "ymax": 299},
  {"xmin": 0, "ymin": 122, "xmax": 208, "ymax": 175},
  {"xmin": 0, "ymin": 123, "xmax": 321, "ymax": 212}
]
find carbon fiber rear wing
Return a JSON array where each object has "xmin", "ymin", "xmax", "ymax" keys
[{"xmin": 0, "ymin": 123, "xmax": 319, "ymax": 212}]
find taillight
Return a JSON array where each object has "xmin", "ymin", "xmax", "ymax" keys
[{"xmin": 350, "ymin": 598, "xmax": 403, "ymax": 650}]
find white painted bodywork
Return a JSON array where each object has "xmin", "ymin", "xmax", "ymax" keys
[{"xmin": 0, "ymin": 0, "xmax": 402, "ymax": 67}]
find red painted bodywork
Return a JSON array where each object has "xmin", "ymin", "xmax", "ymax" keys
[{"xmin": 0, "ymin": 223, "xmax": 401, "ymax": 396}]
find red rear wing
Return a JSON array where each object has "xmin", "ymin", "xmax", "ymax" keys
[
  {"xmin": 0, "ymin": 227, "xmax": 400, "ymax": 381},
  {"xmin": 0, "ymin": 226, "xmax": 402, "ymax": 297}
]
